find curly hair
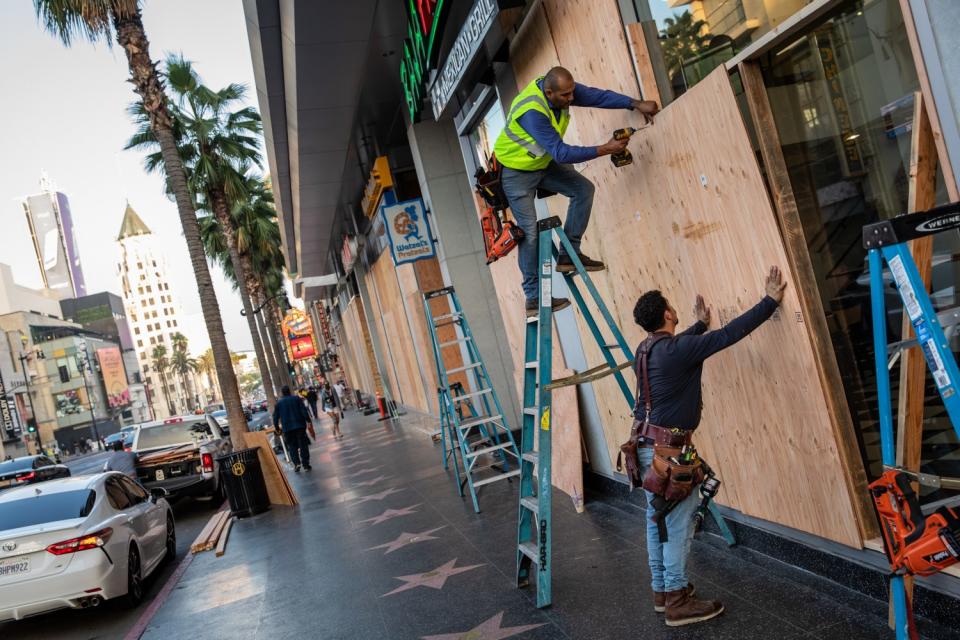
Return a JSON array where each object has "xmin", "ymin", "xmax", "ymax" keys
[{"xmin": 633, "ymin": 290, "xmax": 669, "ymax": 332}]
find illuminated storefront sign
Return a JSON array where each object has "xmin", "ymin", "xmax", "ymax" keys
[
  {"xmin": 282, "ymin": 308, "xmax": 318, "ymax": 362},
  {"xmin": 400, "ymin": 0, "xmax": 451, "ymax": 122},
  {"xmin": 429, "ymin": 0, "xmax": 498, "ymax": 120},
  {"xmin": 381, "ymin": 198, "xmax": 435, "ymax": 265},
  {"xmin": 361, "ymin": 156, "xmax": 394, "ymax": 218}
]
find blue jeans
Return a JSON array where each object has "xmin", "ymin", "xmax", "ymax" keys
[
  {"xmin": 284, "ymin": 428, "xmax": 311, "ymax": 467},
  {"xmin": 638, "ymin": 446, "xmax": 700, "ymax": 593},
  {"xmin": 500, "ymin": 162, "xmax": 596, "ymax": 301}
]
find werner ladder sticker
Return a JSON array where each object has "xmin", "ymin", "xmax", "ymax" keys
[
  {"xmin": 540, "ymin": 407, "xmax": 550, "ymax": 431},
  {"xmin": 888, "ymin": 255, "xmax": 922, "ymax": 321},
  {"xmin": 540, "ymin": 263, "xmax": 552, "ymax": 307},
  {"xmin": 923, "ymin": 338, "xmax": 953, "ymax": 392}
]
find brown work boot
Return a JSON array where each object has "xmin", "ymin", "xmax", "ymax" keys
[
  {"xmin": 556, "ymin": 252, "xmax": 605, "ymax": 273},
  {"xmin": 664, "ymin": 588, "xmax": 723, "ymax": 626},
  {"xmin": 525, "ymin": 297, "xmax": 571, "ymax": 318},
  {"xmin": 654, "ymin": 582, "xmax": 695, "ymax": 613}
]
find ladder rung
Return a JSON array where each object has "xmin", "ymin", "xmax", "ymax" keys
[
  {"xmin": 458, "ymin": 414, "xmax": 502, "ymax": 430},
  {"xmin": 433, "ymin": 312, "xmax": 462, "ymax": 323},
  {"xmin": 520, "ymin": 495, "xmax": 539, "ymax": 515},
  {"xmin": 473, "ymin": 469, "xmax": 520, "ymax": 487},
  {"xmin": 446, "ymin": 362, "xmax": 483, "ymax": 374},
  {"xmin": 452, "ymin": 389, "xmax": 493, "ymax": 403},
  {"xmin": 466, "ymin": 441, "xmax": 514, "ymax": 458},
  {"xmin": 524, "ymin": 361, "xmax": 538, "ymax": 369},
  {"xmin": 526, "ymin": 315, "xmax": 539, "ymax": 324},
  {"xmin": 522, "ymin": 408, "xmax": 538, "ymax": 416},
  {"xmin": 518, "ymin": 541, "xmax": 539, "ymax": 561},
  {"xmin": 440, "ymin": 337, "xmax": 471, "ymax": 348},
  {"xmin": 522, "ymin": 451, "xmax": 538, "ymax": 464}
]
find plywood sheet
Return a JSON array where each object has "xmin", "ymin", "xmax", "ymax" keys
[
  {"xmin": 342, "ymin": 297, "xmax": 377, "ymax": 396},
  {"xmin": 500, "ymin": 0, "xmax": 862, "ymax": 546}
]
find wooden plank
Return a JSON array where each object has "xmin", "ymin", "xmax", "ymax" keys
[
  {"xmin": 245, "ymin": 430, "xmax": 299, "ymax": 506},
  {"xmin": 215, "ymin": 517, "xmax": 234, "ymax": 557},
  {"xmin": 190, "ymin": 510, "xmax": 226, "ymax": 554},
  {"xmin": 891, "ymin": 90, "xmax": 938, "ymax": 629},
  {"xmin": 738, "ymin": 60, "xmax": 877, "ymax": 540},
  {"xmin": 625, "ymin": 22, "xmax": 661, "ymax": 106},
  {"xmin": 501, "ymin": 0, "xmax": 865, "ymax": 546},
  {"xmin": 898, "ymin": 0, "xmax": 959, "ymax": 202},
  {"xmin": 206, "ymin": 510, "xmax": 230, "ymax": 551},
  {"xmin": 342, "ymin": 297, "xmax": 378, "ymax": 396}
]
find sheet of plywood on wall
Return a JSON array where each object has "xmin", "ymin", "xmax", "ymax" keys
[
  {"xmin": 396, "ymin": 262, "xmax": 440, "ymax": 414},
  {"xmin": 411, "ymin": 257, "xmax": 469, "ymax": 397},
  {"xmin": 342, "ymin": 297, "xmax": 377, "ymax": 396},
  {"xmin": 369, "ymin": 256, "xmax": 431, "ymax": 413},
  {"xmin": 516, "ymin": 1, "xmax": 861, "ymax": 545}
]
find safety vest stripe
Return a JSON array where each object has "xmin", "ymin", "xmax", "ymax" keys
[
  {"xmin": 503, "ymin": 127, "xmax": 545, "ymax": 158},
  {"xmin": 506, "ymin": 94, "xmax": 552, "ymax": 123}
]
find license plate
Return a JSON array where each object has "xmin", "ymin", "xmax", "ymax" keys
[
  {"xmin": 155, "ymin": 470, "xmax": 165, "ymax": 481},
  {"xmin": 0, "ymin": 557, "xmax": 30, "ymax": 578}
]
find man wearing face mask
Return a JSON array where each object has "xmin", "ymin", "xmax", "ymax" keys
[
  {"xmin": 631, "ymin": 266, "xmax": 787, "ymax": 627},
  {"xmin": 492, "ymin": 66, "xmax": 659, "ymax": 318}
]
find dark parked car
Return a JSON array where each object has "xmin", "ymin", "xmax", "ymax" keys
[{"xmin": 0, "ymin": 455, "xmax": 71, "ymax": 489}]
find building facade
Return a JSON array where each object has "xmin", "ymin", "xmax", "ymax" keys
[
  {"xmin": 115, "ymin": 203, "xmax": 191, "ymax": 418},
  {"xmin": 19, "ymin": 174, "xmax": 87, "ymax": 300}
]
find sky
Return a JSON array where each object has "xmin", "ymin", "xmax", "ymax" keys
[{"xmin": 0, "ymin": 0, "xmax": 268, "ymax": 355}]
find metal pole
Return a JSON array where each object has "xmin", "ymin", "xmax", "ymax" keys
[
  {"xmin": 78, "ymin": 341, "xmax": 101, "ymax": 447},
  {"xmin": 18, "ymin": 353, "xmax": 39, "ymax": 448}
]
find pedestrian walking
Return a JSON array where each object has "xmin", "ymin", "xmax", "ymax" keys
[
  {"xmin": 102, "ymin": 440, "xmax": 138, "ymax": 478},
  {"xmin": 305, "ymin": 386, "xmax": 319, "ymax": 419},
  {"xmin": 321, "ymin": 382, "xmax": 342, "ymax": 439},
  {"xmin": 273, "ymin": 385, "xmax": 313, "ymax": 472}
]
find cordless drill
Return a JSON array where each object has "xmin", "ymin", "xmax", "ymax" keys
[{"xmin": 610, "ymin": 127, "xmax": 637, "ymax": 167}]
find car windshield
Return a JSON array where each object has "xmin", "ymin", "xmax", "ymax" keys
[
  {"xmin": 137, "ymin": 423, "xmax": 206, "ymax": 450},
  {"xmin": 0, "ymin": 490, "xmax": 96, "ymax": 530},
  {"xmin": 0, "ymin": 458, "xmax": 34, "ymax": 474},
  {"xmin": 211, "ymin": 410, "xmax": 227, "ymax": 419}
]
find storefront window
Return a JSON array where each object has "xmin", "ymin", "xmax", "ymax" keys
[
  {"xmin": 753, "ymin": 0, "xmax": 956, "ymax": 503},
  {"xmin": 627, "ymin": 0, "xmax": 815, "ymax": 102},
  {"xmin": 468, "ymin": 98, "xmax": 506, "ymax": 170}
]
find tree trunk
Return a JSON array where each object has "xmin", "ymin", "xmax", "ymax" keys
[
  {"xmin": 266, "ymin": 298, "xmax": 294, "ymax": 389},
  {"xmin": 209, "ymin": 189, "xmax": 278, "ymax": 412},
  {"xmin": 253, "ymin": 287, "xmax": 283, "ymax": 408},
  {"xmin": 113, "ymin": 9, "xmax": 248, "ymax": 448}
]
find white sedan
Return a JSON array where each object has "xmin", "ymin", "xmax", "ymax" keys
[{"xmin": 0, "ymin": 472, "xmax": 175, "ymax": 621}]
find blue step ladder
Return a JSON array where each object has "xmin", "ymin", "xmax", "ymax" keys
[
  {"xmin": 423, "ymin": 286, "xmax": 521, "ymax": 513},
  {"xmin": 517, "ymin": 215, "xmax": 736, "ymax": 609},
  {"xmin": 865, "ymin": 202, "xmax": 960, "ymax": 640}
]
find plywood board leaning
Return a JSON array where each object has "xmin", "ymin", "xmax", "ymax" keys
[
  {"xmin": 505, "ymin": 0, "xmax": 864, "ymax": 546},
  {"xmin": 245, "ymin": 430, "xmax": 298, "ymax": 506}
]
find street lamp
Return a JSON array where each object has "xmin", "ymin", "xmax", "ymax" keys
[
  {"xmin": 76, "ymin": 339, "xmax": 101, "ymax": 447},
  {"xmin": 17, "ymin": 334, "xmax": 42, "ymax": 447}
]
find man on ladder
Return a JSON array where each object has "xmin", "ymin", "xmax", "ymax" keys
[
  {"xmin": 492, "ymin": 66, "xmax": 659, "ymax": 317},
  {"xmin": 631, "ymin": 267, "xmax": 786, "ymax": 627}
]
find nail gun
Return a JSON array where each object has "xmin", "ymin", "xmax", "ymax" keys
[{"xmin": 475, "ymin": 155, "xmax": 525, "ymax": 264}]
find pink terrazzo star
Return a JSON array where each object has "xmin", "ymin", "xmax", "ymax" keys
[
  {"xmin": 367, "ymin": 526, "xmax": 446, "ymax": 554},
  {"xmin": 420, "ymin": 612, "xmax": 546, "ymax": 640},
  {"xmin": 382, "ymin": 558, "xmax": 484, "ymax": 597},
  {"xmin": 358, "ymin": 504, "xmax": 421, "ymax": 526}
]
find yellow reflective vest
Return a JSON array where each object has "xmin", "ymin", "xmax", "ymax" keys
[{"xmin": 493, "ymin": 77, "xmax": 571, "ymax": 171}]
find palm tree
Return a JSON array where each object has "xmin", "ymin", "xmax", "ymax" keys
[
  {"xmin": 34, "ymin": 0, "xmax": 249, "ymax": 446},
  {"xmin": 170, "ymin": 347, "xmax": 199, "ymax": 411},
  {"xmin": 150, "ymin": 344, "xmax": 175, "ymax": 415},
  {"xmin": 126, "ymin": 56, "xmax": 280, "ymax": 413},
  {"xmin": 196, "ymin": 348, "xmax": 219, "ymax": 403},
  {"xmin": 660, "ymin": 11, "xmax": 710, "ymax": 80}
]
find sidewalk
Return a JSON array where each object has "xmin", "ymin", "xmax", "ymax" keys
[{"xmin": 139, "ymin": 411, "xmax": 955, "ymax": 640}]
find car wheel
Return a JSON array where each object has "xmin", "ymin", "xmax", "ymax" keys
[
  {"xmin": 125, "ymin": 546, "xmax": 144, "ymax": 608},
  {"xmin": 164, "ymin": 514, "xmax": 176, "ymax": 562}
]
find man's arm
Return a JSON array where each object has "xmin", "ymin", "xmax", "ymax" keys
[
  {"xmin": 678, "ymin": 321, "xmax": 707, "ymax": 337},
  {"xmin": 571, "ymin": 83, "xmax": 634, "ymax": 109},
  {"xmin": 516, "ymin": 111, "xmax": 599, "ymax": 164}
]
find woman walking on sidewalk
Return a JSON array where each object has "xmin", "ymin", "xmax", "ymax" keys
[{"xmin": 321, "ymin": 382, "xmax": 343, "ymax": 438}]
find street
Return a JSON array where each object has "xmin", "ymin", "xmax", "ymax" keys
[{"xmin": 0, "ymin": 443, "xmax": 235, "ymax": 639}]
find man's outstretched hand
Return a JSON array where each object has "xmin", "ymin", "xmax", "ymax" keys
[
  {"xmin": 632, "ymin": 99, "xmax": 660, "ymax": 124},
  {"xmin": 764, "ymin": 266, "xmax": 788, "ymax": 303},
  {"xmin": 597, "ymin": 135, "xmax": 629, "ymax": 156},
  {"xmin": 694, "ymin": 295, "xmax": 711, "ymax": 327}
]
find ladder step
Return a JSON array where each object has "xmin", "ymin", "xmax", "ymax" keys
[
  {"xmin": 452, "ymin": 389, "xmax": 493, "ymax": 403},
  {"xmin": 473, "ymin": 469, "xmax": 521, "ymax": 487},
  {"xmin": 466, "ymin": 441, "xmax": 515, "ymax": 459},
  {"xmin": 520, "ymin": 495, "xmax": 539, "ymax": 515},
  {"xmin": 433, "ymin": 312, "xmax": 462, "ymax": 324},
  {"xmin": 518, "ymin": 541, "xmax": 539, "ymax": 561},
  {"xmin": 446, "ymin": 362, "xmax": 483, "ymax": 374},
  {"xmin": 458, "ymin": 414, "xmax": 503, "ymax": 430},
  {"xmin": 440, "ymin": 337, "xmax": 472, "ymax": 348},
  {"xmin": 525, "ymin": 361, "xmax": 538, "ymax": 369},
  {"xmin": 522, "ymin": 408, "xmax": 538, "ymax": 416},
  {"xmin": 522, "ymin": 451, "xmax": 539, "ymax": 464}
]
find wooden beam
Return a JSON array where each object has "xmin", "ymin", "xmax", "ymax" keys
[
  {"xmin": 898, "ymin": 0, "xmax": 959, "ymax": 201},
  {"xmin": 737, "ymin": 60, "xmax": 879, "ymax": 541},
  {"xmin": 890, "ymin": 91, "xmax": 938, "ymax": 630},
  {"xmin": 625, "ymin": 22, "xmax": 662, "ymax": 106}
]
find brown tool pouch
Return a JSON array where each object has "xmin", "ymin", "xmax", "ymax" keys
[
  {"xmin": 640, "ymin": 445, "xmax": 704, "ymax": 501},
  {"xmin": 474, "ymin": 154, "xmax": 508, "ymax": 210}
]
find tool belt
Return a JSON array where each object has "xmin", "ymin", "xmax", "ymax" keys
[{"xmin": 474, "ymin": 154, "xmax": 508, "ymax": 210}]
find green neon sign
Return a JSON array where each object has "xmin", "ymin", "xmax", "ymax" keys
[{"xmin": 400, "ymin": 0, "xmax": 450, "ymax": 122}]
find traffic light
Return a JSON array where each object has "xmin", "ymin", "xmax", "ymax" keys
[{"xmin": 27, "ymin": 422, "xmax": 36, "ymax": 433}]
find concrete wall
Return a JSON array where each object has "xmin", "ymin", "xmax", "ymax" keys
[
  {"xmin": 0, "ymin": 263, "xmax": 63, "ymax": 318},
  {"xmin": 406, "ymin": 118, "xmax": 522, "ymax": 425}
]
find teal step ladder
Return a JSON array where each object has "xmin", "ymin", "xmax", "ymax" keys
[
  {"xmin": 517, "ymin": 215, "xmax": 736, "ymax": 609},
  {"xmin": 424, "ymin": 287, "xmax": 521, "ymax": 513},
  {"xmin": 865, "ymin": 202, "xmax": 960, "ymax": 640}
]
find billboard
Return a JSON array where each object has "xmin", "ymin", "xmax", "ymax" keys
[
  {"xmin": 96, "ymin": 347, "xmax": 130, "ymax": 408},
  {"xmin": 22, "ymin": 190, "xmax": 85, "ymax": 298},
  {"xmin": 380, "ymin": 198, "xmax": 435, "ymax": 265},
  {"xmin": 281, "ymin": 309, "xmax": 317, "ymax": 362}
]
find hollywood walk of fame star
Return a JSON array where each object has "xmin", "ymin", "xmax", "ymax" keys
[
  {"xmin": 358, "ymin": 503, "xmax": 422, "ymax": 526},
  {"xmin": 353, "ymin": 474, "xmax": 392, "ymax": 487},
  {"xmin": 352, "ymin": 487, "xmax": 404, "ymax": 504},
  {"xmin": 382, "ymin": 558, "xmax": 484, "ymax": 597},
  {"xmin": 420, "ymin": 612, "xmax": 546, "ymax": 640},
  {"xmin": 367, "ymin": 526, "xmax": 446, "ymax": 554}
]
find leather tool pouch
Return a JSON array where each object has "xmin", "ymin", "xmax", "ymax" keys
[
  {"xmin": 616, "ymin": 334, "xmax": 668, "ymax": 491},
  {"xmin": 474, "ymin": 154, "xmax": 508, "ymax": 210}
]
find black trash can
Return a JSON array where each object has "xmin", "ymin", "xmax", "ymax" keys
[{"xmin": 217, "ymin": 448, "xmax": 270, "ymax": 518}]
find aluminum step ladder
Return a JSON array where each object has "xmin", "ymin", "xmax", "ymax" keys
[
  {"xmin": 424, "ymin": 286, "xmax": 521, "ymax": 513},
  {"xmin": 517, "ymin": 215, "xmax": 735, "ymax": 609},
  {"xmin": 865, "ymin": 202, "xmax": 960, "ymax": 640}
]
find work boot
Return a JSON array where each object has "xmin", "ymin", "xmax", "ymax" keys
[
  {"xmin": 525, "ymin": 297, "xmax": 572, "ymax": 318},
  {"xmin": 654, "ymin": 582, "xmax": 695, "ymax": 613},
  {"xmin": 556, "ymin": 252, "xmax": 605, "ymax": 273},
  {"xmin": 664, "ymin": 588, "xmax": 723, "ymax": 627}
]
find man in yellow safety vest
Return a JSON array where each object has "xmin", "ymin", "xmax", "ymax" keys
[{"xmin": 492, "ymin": 66, "xmax": 659, "ymax": 317}]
